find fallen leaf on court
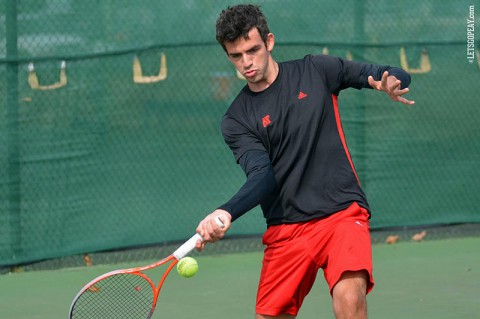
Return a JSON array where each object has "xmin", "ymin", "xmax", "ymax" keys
[
  {"xmin": 385, "ymin": 235, "xmax": 399, "ymax": 244},
  {"xmin": 83, "ymin": 254, "xmax": 92, "ymax": 266},
  {"xmin": 412, "ymin": 230, "xmax": 427, "ymax": 241}
]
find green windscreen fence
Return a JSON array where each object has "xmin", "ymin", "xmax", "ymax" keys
[{"xmin": 1, "ymin": 0, "xmax": 479, "ymax": 266}]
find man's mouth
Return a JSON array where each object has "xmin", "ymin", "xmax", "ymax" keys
[{"xmin": 244, "ymin": 70, "xmax": 256, "ymax": 77}]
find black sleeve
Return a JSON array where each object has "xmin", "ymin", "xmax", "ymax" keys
[
  {"xmin": 218, "ymin": 149, "xmax": 276, "ymax": 221},
  {"xmin": 221, "ymin": 113, "xmax": 267, "ymax": 162},
  {"xmin": 312, "ymin": 55, "xmax": 411, "ymax": 94}
]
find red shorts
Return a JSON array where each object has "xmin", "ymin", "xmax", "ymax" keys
[{"xmin": 255, "ymin": 202, "xmax": 374, "ymax": 317}]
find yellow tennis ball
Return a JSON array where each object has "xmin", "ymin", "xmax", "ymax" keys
[{"xmin": 177, "ymin": 257, "xmax": 198, "ymax": 278}]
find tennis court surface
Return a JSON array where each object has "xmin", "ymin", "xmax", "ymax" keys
[{"xmin": 1, "ymin": 236, "xmax": 479, "ymax": 319}]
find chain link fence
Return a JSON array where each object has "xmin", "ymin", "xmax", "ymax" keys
[{"xmin": 1, "ymin": 0, "xmax": 479, "ymax": 267}]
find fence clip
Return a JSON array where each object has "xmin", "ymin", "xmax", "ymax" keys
[
  {"xmin": 28, "ymin": 61, "xmax": 67, "ymax": 90},
  {"xmin": 322, "ymin": 47, "xmax": 353, "ymax": 61},
  {"xmin": 400, "ymin": 47, "xmax": 431, "ymax": 74},
  {"xmin": 133, "ymin": 53, "xmax": 167, "ymax": 83}
]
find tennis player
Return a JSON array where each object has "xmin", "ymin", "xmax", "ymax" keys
[{"xmin": 196, "ymin": 4, "xmax": 414, "ymax": 319}]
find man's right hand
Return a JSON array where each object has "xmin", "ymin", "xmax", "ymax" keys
[{"xmin": 195, "ymin": 209, "xmax": 231, "ymax": 251}]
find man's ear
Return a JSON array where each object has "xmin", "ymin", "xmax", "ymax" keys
[{"xmin": 266, "ymin": 33, "xmax": 275, "ymax": 53}]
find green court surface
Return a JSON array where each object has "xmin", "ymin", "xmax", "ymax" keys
[{"xmin": 1, "ymin": 237, "xmax": 479, "ymax": 319}]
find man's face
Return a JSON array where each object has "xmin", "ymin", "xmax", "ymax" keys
[{"xmin": 224, "ymin": 28, "xmax": 276, "ymax": 92}]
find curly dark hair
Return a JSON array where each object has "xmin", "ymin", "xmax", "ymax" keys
[{"xmin": 215, "ymin": 4, "xmax": 270, "ymax": 52}]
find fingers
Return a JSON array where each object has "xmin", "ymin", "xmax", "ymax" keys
[
  {"xmin": 384, "ymin": 72, "xmax": 404, "ymax": 94},
  {"xmin": 203, "ymin": 217, "xmax": 223, "ymax": 241},
  {"xmin": 395, "ymin": 95, "xmax": 415, "ymax": 105},
  {"xmin": 381, "ymin": 73, "xmax": 415, "ymax": 105},
  {"xmin": 389, "ymin": 86, "xmax": 415, "ymax": 105},
  {"xmin": 368, "ymin": 72, "xmax": 394, "ymax": 91},
  {"xmin": 370, "ymin": 71, "xmax": 400, "ymax": 91},
  {"xmin": 395, "ymin": 87, "xmax": 409, "ymax": 95},
  {"xmin": 195, "ymin": 210, "xmax": 231, "ymax": 251},
  {"xmin": 381, "ymin": 71, "xmax": 389, "ymax": 89},
  {"xmin": 367, "ymin": 76, "xmax": 378, "ymax": 89},
  {"xmin": 368, "ymin": 72, "xmax": 416, "ymax": 106},
  {"xmin": 195, "ymin": 238, "xmax": 205, "ymax": 252}
]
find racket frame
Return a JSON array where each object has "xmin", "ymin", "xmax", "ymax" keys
[{"xmin": 69, "ymin": 217, "xmax": 223, "ymax": 318}]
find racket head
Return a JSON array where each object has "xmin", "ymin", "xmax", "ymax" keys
[
  {"xmin": 69, "ymin": 232, "xmax": 208, "ymax": 318},
  {"xmin": 69, "ymin": 272, "xmax": 156, "ymax": 319},
  {"xmin": 69, "ymin": 255, "xmax": 177, "ymax": 319}
]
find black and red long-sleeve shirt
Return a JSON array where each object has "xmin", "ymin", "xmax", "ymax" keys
[{"xmin": 219, "ymin": 54, "xmax": 411, "ymax": 226}]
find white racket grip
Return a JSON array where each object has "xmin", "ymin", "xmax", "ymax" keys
[
  {"xmin": 172, "ymin": 216, "xmax": 225, "ymax": 260},
  {"xmin": 173, "ymin": 233, "xmax": 202, "ymax": 260}
]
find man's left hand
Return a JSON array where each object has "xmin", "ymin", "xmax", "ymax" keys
[{"xmin": 368, "ymin": 71, "xmax": 415, "ymax": 105}]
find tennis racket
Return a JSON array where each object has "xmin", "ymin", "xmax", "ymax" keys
[{"xmin": 69, "ymin": 216, "xmax": 224, "ymax": 319}]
